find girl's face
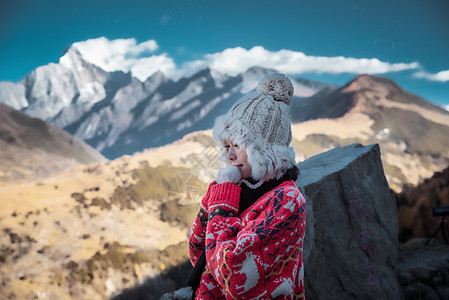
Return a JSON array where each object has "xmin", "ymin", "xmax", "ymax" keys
[{"xmin": 224, "ymin": 139, "xmax": 252, "ymax": 179}]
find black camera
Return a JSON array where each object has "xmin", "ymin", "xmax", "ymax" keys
[
  {"xmin": 432, "ymin": 206, "xmax": 449, "ymax": 217},
  {"xmin": 425, "ymin": 206, "xmax": 449, "ymax": 245}
]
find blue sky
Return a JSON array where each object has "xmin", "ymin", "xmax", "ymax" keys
[{"xmin": 1, "ymin": 0, "xmax": 448, "ymax": 108}]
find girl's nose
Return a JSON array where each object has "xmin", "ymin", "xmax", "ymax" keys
[{"xmin": 227, "ymin": 147, "xmax": 236, "ymax": 161}]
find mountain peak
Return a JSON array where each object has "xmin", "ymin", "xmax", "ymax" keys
[
  {"xmin": 342, "ymin": 74, "xmax": 400, "ymax": 94},
  {"xmin": 59, "ymin": 45, "xmax": 86, "ymax": 69},
  {"xmin": 143, "ymin": 70, "xmax": 172, "ymax": 93},
  {"xmin": 244, "ymin": 66, "xmax": 277, "ymax": 75},
  {"xmin": 209, "ymin": 68, "xmax": 228, "ymax": 83},
  {"xmin": 59, "ymin": 43, "xmax": 109, "ymax": 77},
  {"xmin": 238, "ymin": 66, "xmax": 277, "ymax": 93},
  {"xmin": 145, "ymin": 70, "xmax": 169, "ymax": 83},
  {"xmin": 190, "ymin": 67, "xmax": 214, "ymax": 79},
  {"xmin": 341, "ymin": 74, "xmax": 449, "ymax": 115},
  {"xmin": 185, "ymin": 68, "xmax": 229, "ymax": 88}
]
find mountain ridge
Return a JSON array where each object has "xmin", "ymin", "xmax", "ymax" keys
[
  {"xmin": 0, "ymin": 103, "xmax": 106, "ymax": 183},
  {"xmin": 288, "ymin": 74, "xmax": 449, "ymax": 190},
  {"xmin": 0, "ymin": 47, "xmax": 329, "ymax": 159}
]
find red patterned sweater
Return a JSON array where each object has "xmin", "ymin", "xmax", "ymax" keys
[{"xmin": 189, "ymin": 180, "xmax": 306, "ymax": 299}]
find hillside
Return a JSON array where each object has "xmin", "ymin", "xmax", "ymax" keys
[
  {"xmin": 290, "ymin": 74, "xmax": 449, "ymax": 191},
  {"xmin": 0, "ymin": 115, "xmax": 448, "ymax": 298},
  {"xmin": 0, "ymin": 103, "xmax": 106, "ymax": 182},
  {"xmin": 0, "ymin": 131, "xmax": 218, "ymax": 299}
]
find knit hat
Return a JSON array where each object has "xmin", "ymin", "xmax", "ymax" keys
[{"xmin": 212, "ymin": 73, "xmax": 297, "ymax": 184}]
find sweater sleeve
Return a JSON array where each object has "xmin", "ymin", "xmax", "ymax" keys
[
  {"xmin": 205, "ymin": 182, "xmax": 306, "ymax": 299},
  {"xmin": 189, "ymin": 181, "xmax": 216, "ymax": 266}
]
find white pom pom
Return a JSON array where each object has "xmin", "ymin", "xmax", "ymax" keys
[{"xmin": 257, "ymin": 73, "xmax": 294, "ymax": 105}]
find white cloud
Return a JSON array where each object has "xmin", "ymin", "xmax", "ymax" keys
[
  {"xmin": 129, "ymin": 54, "xmax": 176, "ymax": 81},
  {"xmin": 445, "ymin": 104, "xmax": 449, "ymax": 111},
  {"xmin": 68, "ymin": 38, "xmax": 421, "ymax": 81},
  {"xmin": 185, "ymin": 46, "xmax": 420, "ymax": 77},
  {"xmin": 413, "ymin": 70, "xmax": 449, "ymax": 82},
  {"xmin": 70, "ymin": 37, "xmax": 175, "ymax": 81}
]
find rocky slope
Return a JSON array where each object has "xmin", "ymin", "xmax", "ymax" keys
[
  {"xmin": 0, "ymin": 103, "xmax": 106, "ymax": 182},
  {"xmin": 291, "ymin": 74, "xmax": 449, "ymax": 191}
]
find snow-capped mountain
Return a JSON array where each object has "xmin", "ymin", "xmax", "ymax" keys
[
  {"xmin": 25, "ymin": 48, "xmax": 116, "ymax": 120},
  {"xmin": 0, "ymin": 82, "xmax": 27, "ymax": 109},
  {"xmin": 0, "ymin": 46, "xmax": 329, "ymax": 159},
  {"xmin": 91, "ymin": 66, "xmax": 331, "ymax": 158}
]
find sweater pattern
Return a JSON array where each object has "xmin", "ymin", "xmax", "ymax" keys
[{"xmin": 189, "ymin": 180, "xmax": 306, "ymax": 299}]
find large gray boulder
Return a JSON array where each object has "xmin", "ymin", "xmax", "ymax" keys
[{"xmin": 297, "ymin": 143, "xmax": 401, "ymax": 300}]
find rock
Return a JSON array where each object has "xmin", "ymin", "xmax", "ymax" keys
[
  {"xmin": 159, "ymin": 287, "xmax": 193, "ymax": 300},
  {"xmin": 296, "ymin": 143, "xmax": 401, "ymax": 300}
]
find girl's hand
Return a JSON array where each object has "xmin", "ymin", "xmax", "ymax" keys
[{"xmin": 215, "ymin": 166, "xmax": 242, "ymax": 184}]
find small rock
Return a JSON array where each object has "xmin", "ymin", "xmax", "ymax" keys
[{"xmin": 9, "ymin": 233, "xmax": 22, "ymax": 244}]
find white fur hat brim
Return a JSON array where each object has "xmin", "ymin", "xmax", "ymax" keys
[{"xmin": 212, "ymin": 114, "xmax": 296, "ymax": 182}]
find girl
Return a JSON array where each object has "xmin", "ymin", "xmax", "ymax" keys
[{"xmin": 188, "ymin": 73, "xmax": 306, "ymax": 299}]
